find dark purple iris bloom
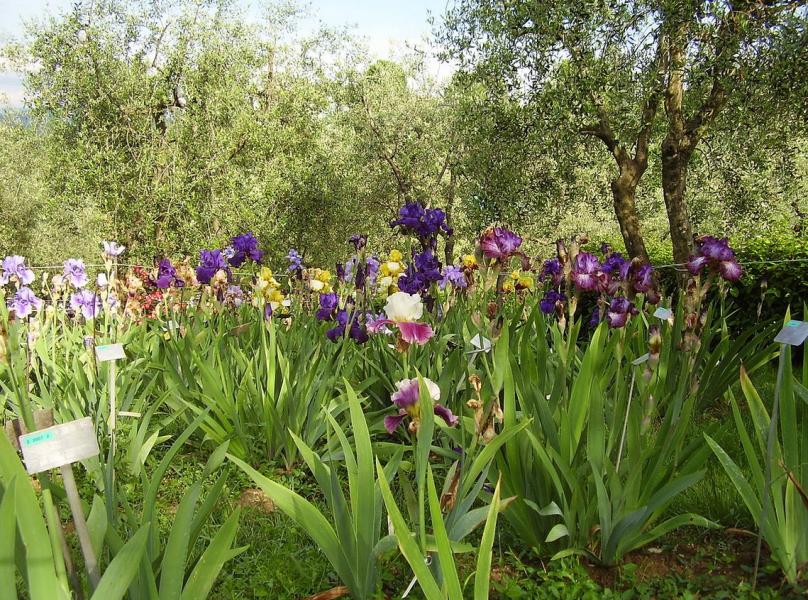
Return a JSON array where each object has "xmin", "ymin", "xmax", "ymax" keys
[
  {"xmin": 589, "ymin": 310, "xmax": 602, "ymax": 328},
  {"xmin": 423, "ymin": 207, "xmax": 452, "ymax": 236},
  {"xmin": 154, "ymin": 258, "xmax": 184, "ymax": 289},
  {"xmin": 196, "ymin": 249, "xmax": 229, "ymax": 284},
  {"xmin": 390, "ymin": 202, "xmax": 425, "ymax": 231},
  {"xmin": 571, "ymin": 252, "xmax": 601, "ymax": 292},
  {"xmin": 326, "ymin": 309, "xmax": 368, "ymax": 344},
  {"xmin": 349, "ymin": 234, "xmax": 367, "ymax": 251},
  {"xmin": 287, "ymin": 249, "xmax": 303, "ymax": 272},
  {"xmin": 440, "ymin": 265, "xmax": 467, "ymax": 290},
  {"xmin": 264, "ymin": 303, "xmax": 273, "ymax": 320},
  {"xmin": 414, "ymin": 250, "xmax": 442, "ymax": 282},
  {"xmin": 688, "ymin": 236, "xmax": 742, "ymax": 282},
  {"xmin": 398, "ymin": 270, "xmax": 429, "ymax": 295},
  {"xmin": 606, "ymin": 296, "xmax": 637, "ymax": 329},
  {"xmin": 354, "ymin": 262, "xmax": 367, "ymax": 289},
  {"xmin": 540, "ymin": 258, "xmax": 563, "ymax": 286},
  {"xmin": 698, "ymin": 236, "xmax": 734, "ymax": 262},
  {"xmin": 601, "ymin": 252, "xmax": 627, "ymax": 275},
  {"xmin": 229, "ymin": 232, "xmax": 263, "ymax": 267},
  {"xmin": 336, "ymin": 263, "xmax": 346, "ymax": 282},
  {"xmin": 479, "ymin": 227, "xmax": 522, "ymax": 260},
  {"xmin": 317, "ymin": 293, "xmax": 339, "ymax": 321},
  {"xmin": 390, "ymin": 202, "xmax": 451, "ymax": 244},
  {"xmin": 632, "ymin": 264, "xmax": 654, "ymax": 293},
  {"xmin": 540, "ymin": 290, "xmax": 565, "ymax": 314}
]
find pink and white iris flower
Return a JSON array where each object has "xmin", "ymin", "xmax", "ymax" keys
[{"xmin": 367, "ymin": 291, "xmax": 434, "ymax": 345}]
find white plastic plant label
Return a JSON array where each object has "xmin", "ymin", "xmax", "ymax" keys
[
  {"xmin": 632, "ymin": 353, "xmax": 650, "ymax": 365},
  {"xmin": 653, "ymin": 307, "xmax": 673, "ymax": 320},
  {"xmin": 774, "ymin": 320, "xmax": 808, "ymax": 346},
  {"xmin": 95, "ymin": 343, "xmax": 125, "ymax": 362},
  {"xmin": 19, "ymin": 417, "xmax": 100, "ymax": 474},
  {"xmin": 468, "ymin": 334, "xmax": 492, "ymax": 354}
]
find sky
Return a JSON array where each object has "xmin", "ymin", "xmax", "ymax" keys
[{"xmin": 0, "ymin": 0, "xmax": 449, "ymax": 106}]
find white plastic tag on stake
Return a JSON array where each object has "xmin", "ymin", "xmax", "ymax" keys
[
  {"xmin": 632, "ymin": 353, "xmax": 650, "ymax": 366},
  {"xmin": 95, "ymin": 343, "xmax": 125, "ymax": 362},
  {"xmin": 653, "ymin": 307, "xmax": 673, "ymax": 320},
  {"xmin": 467, "ymin": 334, "xmax": 492, "ymax": 354},
  {"xmin": 19, "ymin": 417, "xmax": 99, "ymax": 474},
  {"xmin": 774, "ymin": 320, "xmax": 808, "ymax": 346}
]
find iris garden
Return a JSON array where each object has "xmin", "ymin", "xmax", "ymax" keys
[{"xmin": 0, "ymin": 201, "xmax": 805, "ymax": 598}]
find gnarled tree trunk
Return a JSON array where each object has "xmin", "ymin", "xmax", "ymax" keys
[
  {"xmin": 660, "ymin": 135, "xmax": 694, "ymax": 270},
  {"xmin": 611, "ymin": 161, "xmax": 649, "ymax": 261}
]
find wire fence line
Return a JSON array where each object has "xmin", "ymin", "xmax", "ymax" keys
[{"xmin": 18, "ymin": 256, "xmax": 808, "ymax": 275}]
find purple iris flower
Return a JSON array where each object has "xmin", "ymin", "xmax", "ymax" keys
[
  {"xmin": 70, "ymin": 290, "xmax": 102, "ymax": 320},
  {"xmin": 11, "ymin": 287, "xmax": 42, "ymax": 318},
  {"xmin": 1, "ymin": 256, "xmax": 36, "ymax": 286},
  {"xmin": 698, "ymin": 236, "xmax": 734, "ymax": 261},
  {"xmin": 383, "ymin": 378, "xmax": 458, "ymax": 433},
  {"xmin": 398, "ymin": 270, "xmax": 429, "ymax": 295},
  {"xmin": 154, "ymin": 258, "xmax": 184, "ymax": 289},
  {"xmin": 287, "ymin": 249, "xmax": 303, "ymax": 272},
  {"xmin": 606, "ymin": 296, "xmax": 637, "ymax": 329},
  {"xmin": 479, "ymin": 227, "xmax": 522, "ymax": 260},
  {"xmin": 366, "ymin": 256, "xmax": 380, "ymax": 284},
  {"xmin": 589, "ymin": 309, "xmax": 602, "ymax": 328},
  {"xmin": 196, "ymin": 250, "xmax": 229, "ymax": 284},
  {"xmin": 719, "ymin": 260, "xmax": 742, "ymax": 281},
  {"xmin": 632, "ymin": 264, "xmax": 654, "ymax": 293},
  {"xmin": 687, "ymin": 255, "xmax": 708, "ymax": 275},
  {"xmin": 440, "ymin": 265, "xmax": 467, "ymax": 290},
  {"xmin": 325, "ymin": 309, "xmax": 368, "ymax": 344},
  {"xmin": 229, "ymin": 232, "xmax": 263, "ymax": 267},
  {"xmin": 688, "ymin": 236, "xmax": 743, "ymax": 282},
  {"xmin": 571, "ymin": 252, "xmax": 601, "ymax": 292},
  {"xmin": 317, "ymin": 293, "xmax": 339, "ymax": 321},
  {"xmin": 226, "ymin": 285, "xmax": 244, "ymax": 306},
  {"xmin": 540, "ymin": 258, "xmax": 563, "ymax": 286},
  {"xmin": 390, "ymin": 202, "xmax": 451, "ymax": 243},
  {"xmin": 63, "ymin": 259, "xmax": 89, "ymax": 288},
  {"xmin": 602, "ymin": 252, "xmax": 631, "ymax": 282},
  {"xmin": 540, "ymin": 289, "xmax": 565, "ymax": 314},
  {"xmin": 414, "ymin": 250, "xmax": 442, "ymax": 282}
]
